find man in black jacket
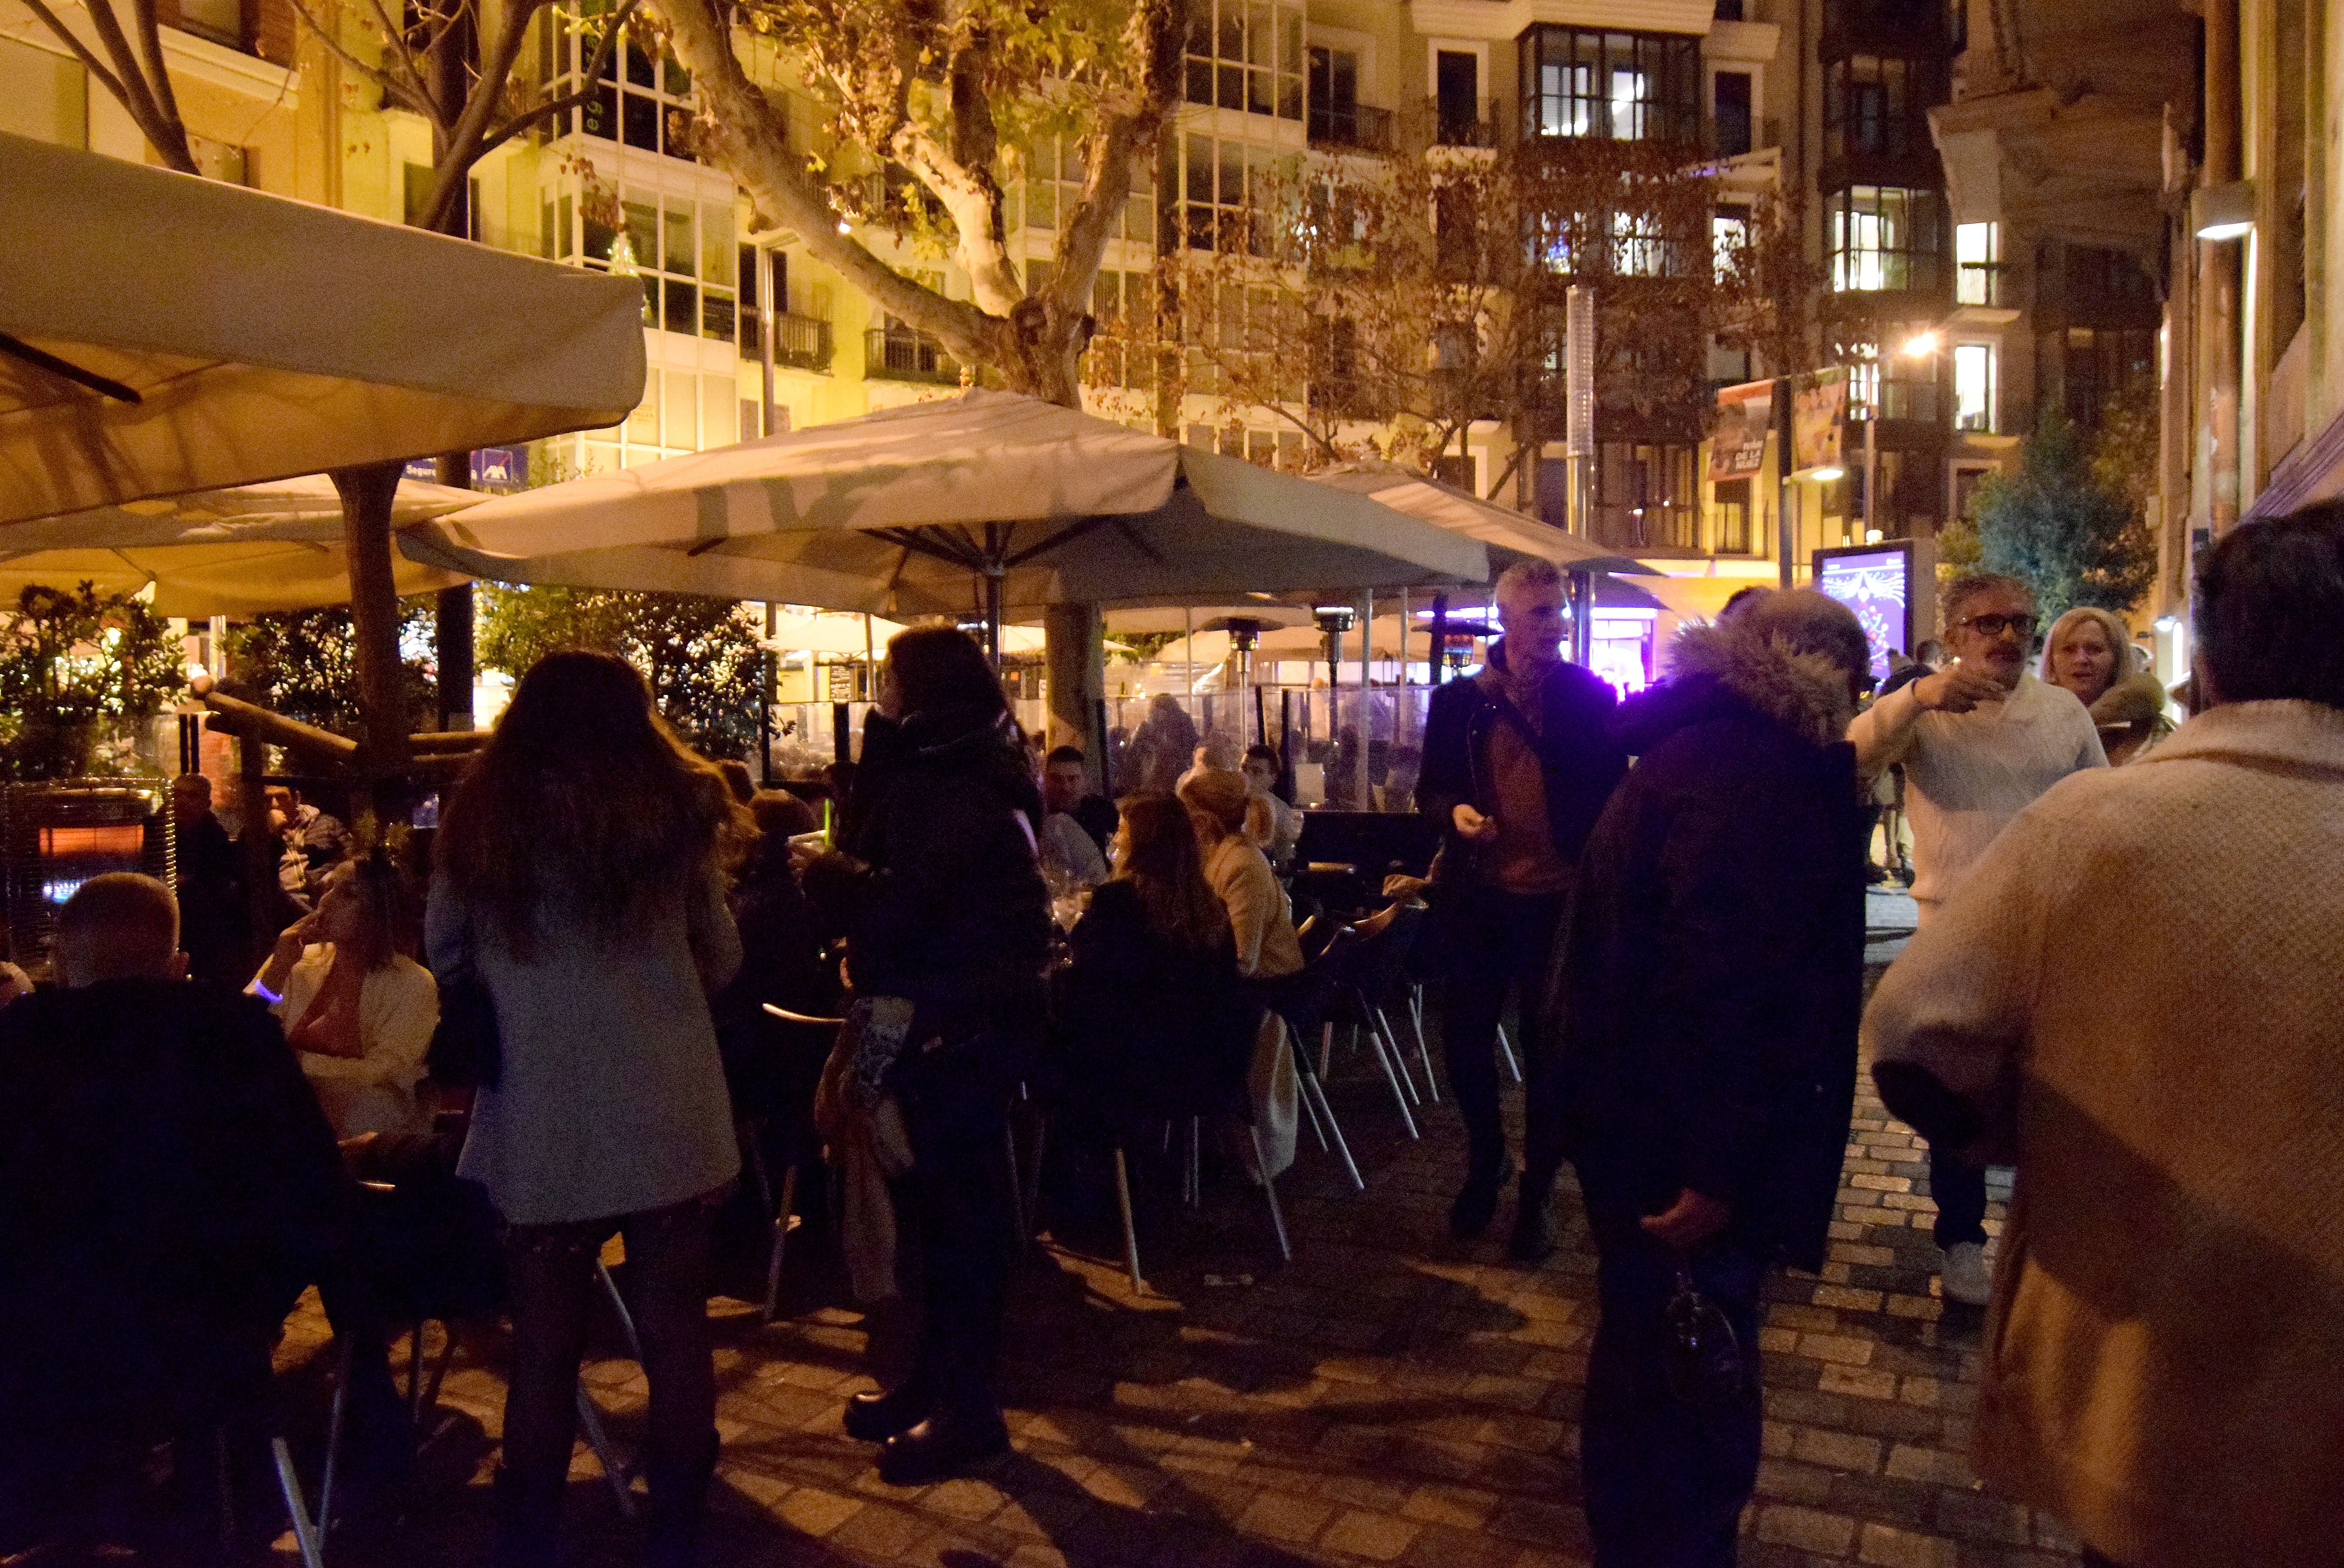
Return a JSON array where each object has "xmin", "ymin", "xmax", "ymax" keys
[
  {"xmin": 1547, "ymin": 593, "xmax": 1870, "ymax": 1568},
  {"xmin": 1416, "ymin": 558, "xmax": 1626, "ymax": 1251},
  {"xmin": 0, "ymin": 874, "xmax": 348, "ymax": 1542}
]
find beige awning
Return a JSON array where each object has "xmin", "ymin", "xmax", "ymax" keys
[
  {"xmin": 1308, "ymin": 463, "xmax": 1657, "ymax": 576},
  {"xmin": 0, "ymin": 131, "xmax": 645, "ymax": 524},
  {"xmin": 400, "ymin": 391, "xmax": 1490, "ymax": 614},
  {"xmin": 0, "ymin": 476, "xmax": 479, "ymax": 616}
]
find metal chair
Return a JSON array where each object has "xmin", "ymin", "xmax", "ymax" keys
[{"xmin": 1306, "ymin": 908, "xmax": 1426, "ymax": 1137}]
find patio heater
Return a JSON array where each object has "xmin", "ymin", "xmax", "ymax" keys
[
  {"xmin": 1312, "ymin": 604, "xmax": 1357, "ymax": 689},
  {"xmin": 1208, "ymin": 616, "xmax": 1275, "ymax": 687},
  {"xmin": 2, "ymin": 781, "xmax": 175, "ymax": 982}
]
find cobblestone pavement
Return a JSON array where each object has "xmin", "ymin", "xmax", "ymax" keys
[{"xmin": 255, "ymin": 922, "xmax": 2072, "ymax": 1568}]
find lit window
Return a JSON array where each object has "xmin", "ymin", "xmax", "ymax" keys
[
  {"xmin": 1521, "ymin": 27, "xmax": 1700, "ymax": 145},
  {"xmin": 1829, "ymin": 185, "xmax": 1942, "ymax": 293},
  {"xmin": 1613, "ymin": 210, "xmax": 1665, "ymax": 277},
  {"xmin": 1954, "ymin": 342, "xmax": 1995, "ymax": 431},
  {"xmin": 1956, "ymin": 221, "xmax": 2003, "ymax": 306},
  {"xmin": 1712, "ymin": 206, "xmax": 1749, "ymax": 283},
  {"xmin": 1182, "ymin": 135, "xmax": 1274, "ymax": 255},
  {"xmin": 1184, "ymin": 0, "xmax": 1304, "ymax": 120}
]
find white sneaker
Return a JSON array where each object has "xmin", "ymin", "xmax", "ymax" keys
[{"xmin": 1940, "ymin": 1241, "xmax": 1993, "ymax": 1306}]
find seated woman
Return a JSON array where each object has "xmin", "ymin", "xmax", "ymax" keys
[
  {"xmin": 1175, "ymin": 766, "xmax": 1303, "ymax": 1179},
  {"xmin": 249, "ymin": 849, "xmax": 439, "ymax": 1137},
  {"xmin": 1051, "ymin": 795, "xmax": 1250, "ymax": 1137}
]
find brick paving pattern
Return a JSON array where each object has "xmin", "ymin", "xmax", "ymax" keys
[{"xmin": 256, "ymin": 909, "xmax": 2077, "ymax": 1568}]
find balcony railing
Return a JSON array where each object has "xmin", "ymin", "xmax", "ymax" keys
[
  {"xmin": 739, "ymin": 311, "xmax": 836, "ymax": 372},
  {"xmin": 866, "ymin": 327, "xmax": 961, "ymax": 384},
  {"xmin": 1309, "ymin": 102, "xmax": 1395, "ymax": 152},
  {"xmin": 1424, "ymin": 95, "xmax": 1507, "ymax": 149},
  {"xmin": 1956, "ymin": 261, "xmax": 2010, "ymax": 308}
]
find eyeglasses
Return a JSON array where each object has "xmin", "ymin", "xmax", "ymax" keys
[{"xmin": 1954, "ymin": 611, "xmax": 2037, "ymax": 639}]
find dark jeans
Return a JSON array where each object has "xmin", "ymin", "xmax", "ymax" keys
[
  {"xmin": 497, "ymin": 1192, "xmax": 721, "ymax": 1489},
  {"xmin": 1581, "ymin": 1199, "xmax": 1767, "ymax": 1568},
  {"xmin": 1926, "ymin": 1140, "xmax": 1989, "ymax": 1250},
  {"xmin": 895, "ymin": 1049, "xmax": 1017, "ymax": 1413},
  {"xmin": 1438, "ymin": 887, "xmax": 1567, "ymax": 1186}
]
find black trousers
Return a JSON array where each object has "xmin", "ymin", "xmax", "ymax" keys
[
  {"xmin": 1437, "ymin": 887, "xmax": 1568, "ymax": 1185},
  {"xmin": 1580, "ymin": 1188, "xmax": 1766, "ymax": 1568},
  {"xmin": 1926, "ymin": 1141, "xmax": 1989, "ymax": 1250},
  {"xmin": 895, "ymin": 1050, "xmax": 1017, "ymax": 1413}
]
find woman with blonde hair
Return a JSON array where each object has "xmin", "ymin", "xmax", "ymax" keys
[
  {"xmin": 1176, "ymin": 766, "xmax": 1302, "ymax": 1178},
  {"xmin": 429, "ymin": 649, "xmax": 747, "ymax": 1568},
  {"xmin": 2041, "ymin": 606, "xmax": 2171, "ymax": 764}
]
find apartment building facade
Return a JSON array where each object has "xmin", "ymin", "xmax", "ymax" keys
[{"xmin": 3, "ymin": 0, "xmax": 2029, "ymax": 617}]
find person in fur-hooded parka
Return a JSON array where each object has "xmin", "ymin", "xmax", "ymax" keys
[{"xmin": 1543, "ymin": 591, "xmax": 1873, "ymax": 1568}]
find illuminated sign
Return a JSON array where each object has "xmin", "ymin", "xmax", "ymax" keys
[{"xmin": 1814, "ymin": 544, "xmax": 1912, "ymax": 684}]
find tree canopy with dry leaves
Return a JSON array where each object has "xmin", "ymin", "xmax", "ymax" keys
[
  {"xmin": 660, "ymin": 0, "xmax": 1183, "ymax": 406},
  {"xmin": 1088, "ymin": 130, "xmax": 1812, "ymax": 487}
]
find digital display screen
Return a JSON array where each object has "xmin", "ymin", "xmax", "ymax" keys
[{"xmin": 1816, "ymin": 547, "xmax": 1910, "ymax": 684}]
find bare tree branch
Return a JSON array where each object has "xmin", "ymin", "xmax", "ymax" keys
[
  {"xmin": 415, "ymin": 0, "xmax": 569, "ymax": 232},
  {"xmin": 75, "ymin": 0, "xmax": 182, "ymax": 166},
  {"xmin": 20, "ymin": 0, "xmax": 135, "ymax": 122},
  {"xmin": 663, "ymin": 0, "xmax": 994, "ymax": 361},
  {"xmin": 282, "ymin": 0, "xmax": 435, "ymax": 118},
  {"xmin": 477, "ymin": 0, "xmax": 635, "ymax": 156},
  {"xmin": 129, "ymin": 0, "xmax": 192, "ymax": 165},
  {"xmin": 1048, "ymin": 0, "xmax": 1181, "ymax": 312}
]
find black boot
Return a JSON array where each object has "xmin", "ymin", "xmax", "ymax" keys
[
  {"xmin": 1507, "ymin": 1173, "xmax": 1555, "ymax": 1264},
  {"xmin": 1448, "ymin": 1162, "xmax": 1506, "ymax": 1239},
  {"xmin": 876, "ymin": 1401, "xmax": 1010, "ymax": 1487},
  {"xmin": 644, "ymin": 1431, "xmax": 720, "ymax": 1568},
  {"xmin": 493, "ymin": 1465, "xmax": 567, "ymax": 1568},
  {"xmin": 843, "ymin": 1369, "xmax": 938, "ymax": 1443}
]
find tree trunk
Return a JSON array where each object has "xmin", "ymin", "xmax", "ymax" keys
[{"xmin": 333, "ymin": 462, "xmax": 413, "ymax": 778}]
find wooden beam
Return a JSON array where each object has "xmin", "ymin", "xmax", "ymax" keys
[{"xmin": 196, "ymin": 688, "xmax": 360, "ymax": 765}]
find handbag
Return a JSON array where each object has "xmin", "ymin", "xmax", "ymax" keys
[
  {"xmin": 425, "ymin": 963, "xmax": 503, "ymax": 1090},
  {"xmin": 1663, "ymin": 1263, "xmax": 1760, "ymax": 1412}
]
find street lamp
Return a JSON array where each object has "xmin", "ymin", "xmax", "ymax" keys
[{"xmin": 2193, "ymin": 180, "xmax": 2255, "ymax": 242}]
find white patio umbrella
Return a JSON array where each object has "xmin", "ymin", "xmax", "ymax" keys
[
  {"xmin": 400, "ymin": 392, "xmax": 1490, "ymax": 656},
  {"xmin": 757, "ymin": 610, "xmax": 912, "ymax": 656},
  {"xmin": 0, "ymin": 475, "xmax": 477, "ymax": 616},
  {"xmin": 0, "ymin": 132, "xmax": 646, "ymax": 523},
  {"xmin": 1, "ymin": 131, "xmax": 645, "ymax": 760},
  {"xmin": 1308, "ymin": 463, "xmax": 1656, "ymax": 576}
]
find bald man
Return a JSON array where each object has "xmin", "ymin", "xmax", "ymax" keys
[{"xmin": 0, "ymin": 875, "xmax": 345, "ymax": 1530}]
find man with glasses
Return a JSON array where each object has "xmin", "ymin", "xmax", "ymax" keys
[{"xmin": 1847, "ymin": 573, "xmax": 2104, "ymax": 1304}]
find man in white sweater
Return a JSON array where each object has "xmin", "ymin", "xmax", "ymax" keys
[{"xmin": 1847, "ymin": 573, "xmax": 2104, "ymax": 1302}]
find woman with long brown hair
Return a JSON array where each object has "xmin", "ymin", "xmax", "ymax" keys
[
  {"xmin": 1050, "ymin": 794, "xmax": 1247, "ymax": 1151},
  {"xmin": 428, "ymin": 650, "xmax": 747, "ymax": 1568},
  {"xmin": 250, "ymin": 846, "xmax": 438, "ymax": 1137}
]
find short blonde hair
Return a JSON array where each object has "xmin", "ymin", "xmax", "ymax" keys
[{"xmin": 2040, "ymin": 606, "xmax": 2136, "ymax": 696}]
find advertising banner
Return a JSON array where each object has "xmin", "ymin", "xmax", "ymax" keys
[
  {"xmin": 1791, "ymin": 368, "xmax": 1848, "ymax": 476},
  {"xmin": 1709, "ymin": 380, "xmax": 1775, "ymax": 481}
]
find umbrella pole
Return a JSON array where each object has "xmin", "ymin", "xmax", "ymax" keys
[
  {"xmin": 333, "ymin": 461, "xmax": 413, "ymax": 814},
  {"xmin": 760, "ymin": 605, "xmax": 776, "ymax": 785},
  {"xmin": 984, "ymin": 570, "xmax": 1004, "ymax": 671},
  {"xmin": 1429, "ymin": 595, "xmax": 1449, "ymax": 687}
]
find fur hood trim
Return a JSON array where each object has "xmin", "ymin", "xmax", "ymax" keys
[
  {"xmin": 2088, "ymin": 669, "xmax": 2168, "ymax": 728},
  {"xmin": 1664, "ymin": 621, "xmax": 1858, "ymax": 748}
]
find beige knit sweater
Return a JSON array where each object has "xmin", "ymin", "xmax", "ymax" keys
[
  {"xmin": 1863, "ymin": 700, "xmax": 2344, "ymax": 1568},
  {"xmin": 1849, "ymin": 671, "xmax": 2106, "ymax": 911}
]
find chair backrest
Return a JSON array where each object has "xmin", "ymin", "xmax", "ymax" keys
[{"xmin": 1348, "ymin": 900, "xmax": 1427, "ymax": 996}]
